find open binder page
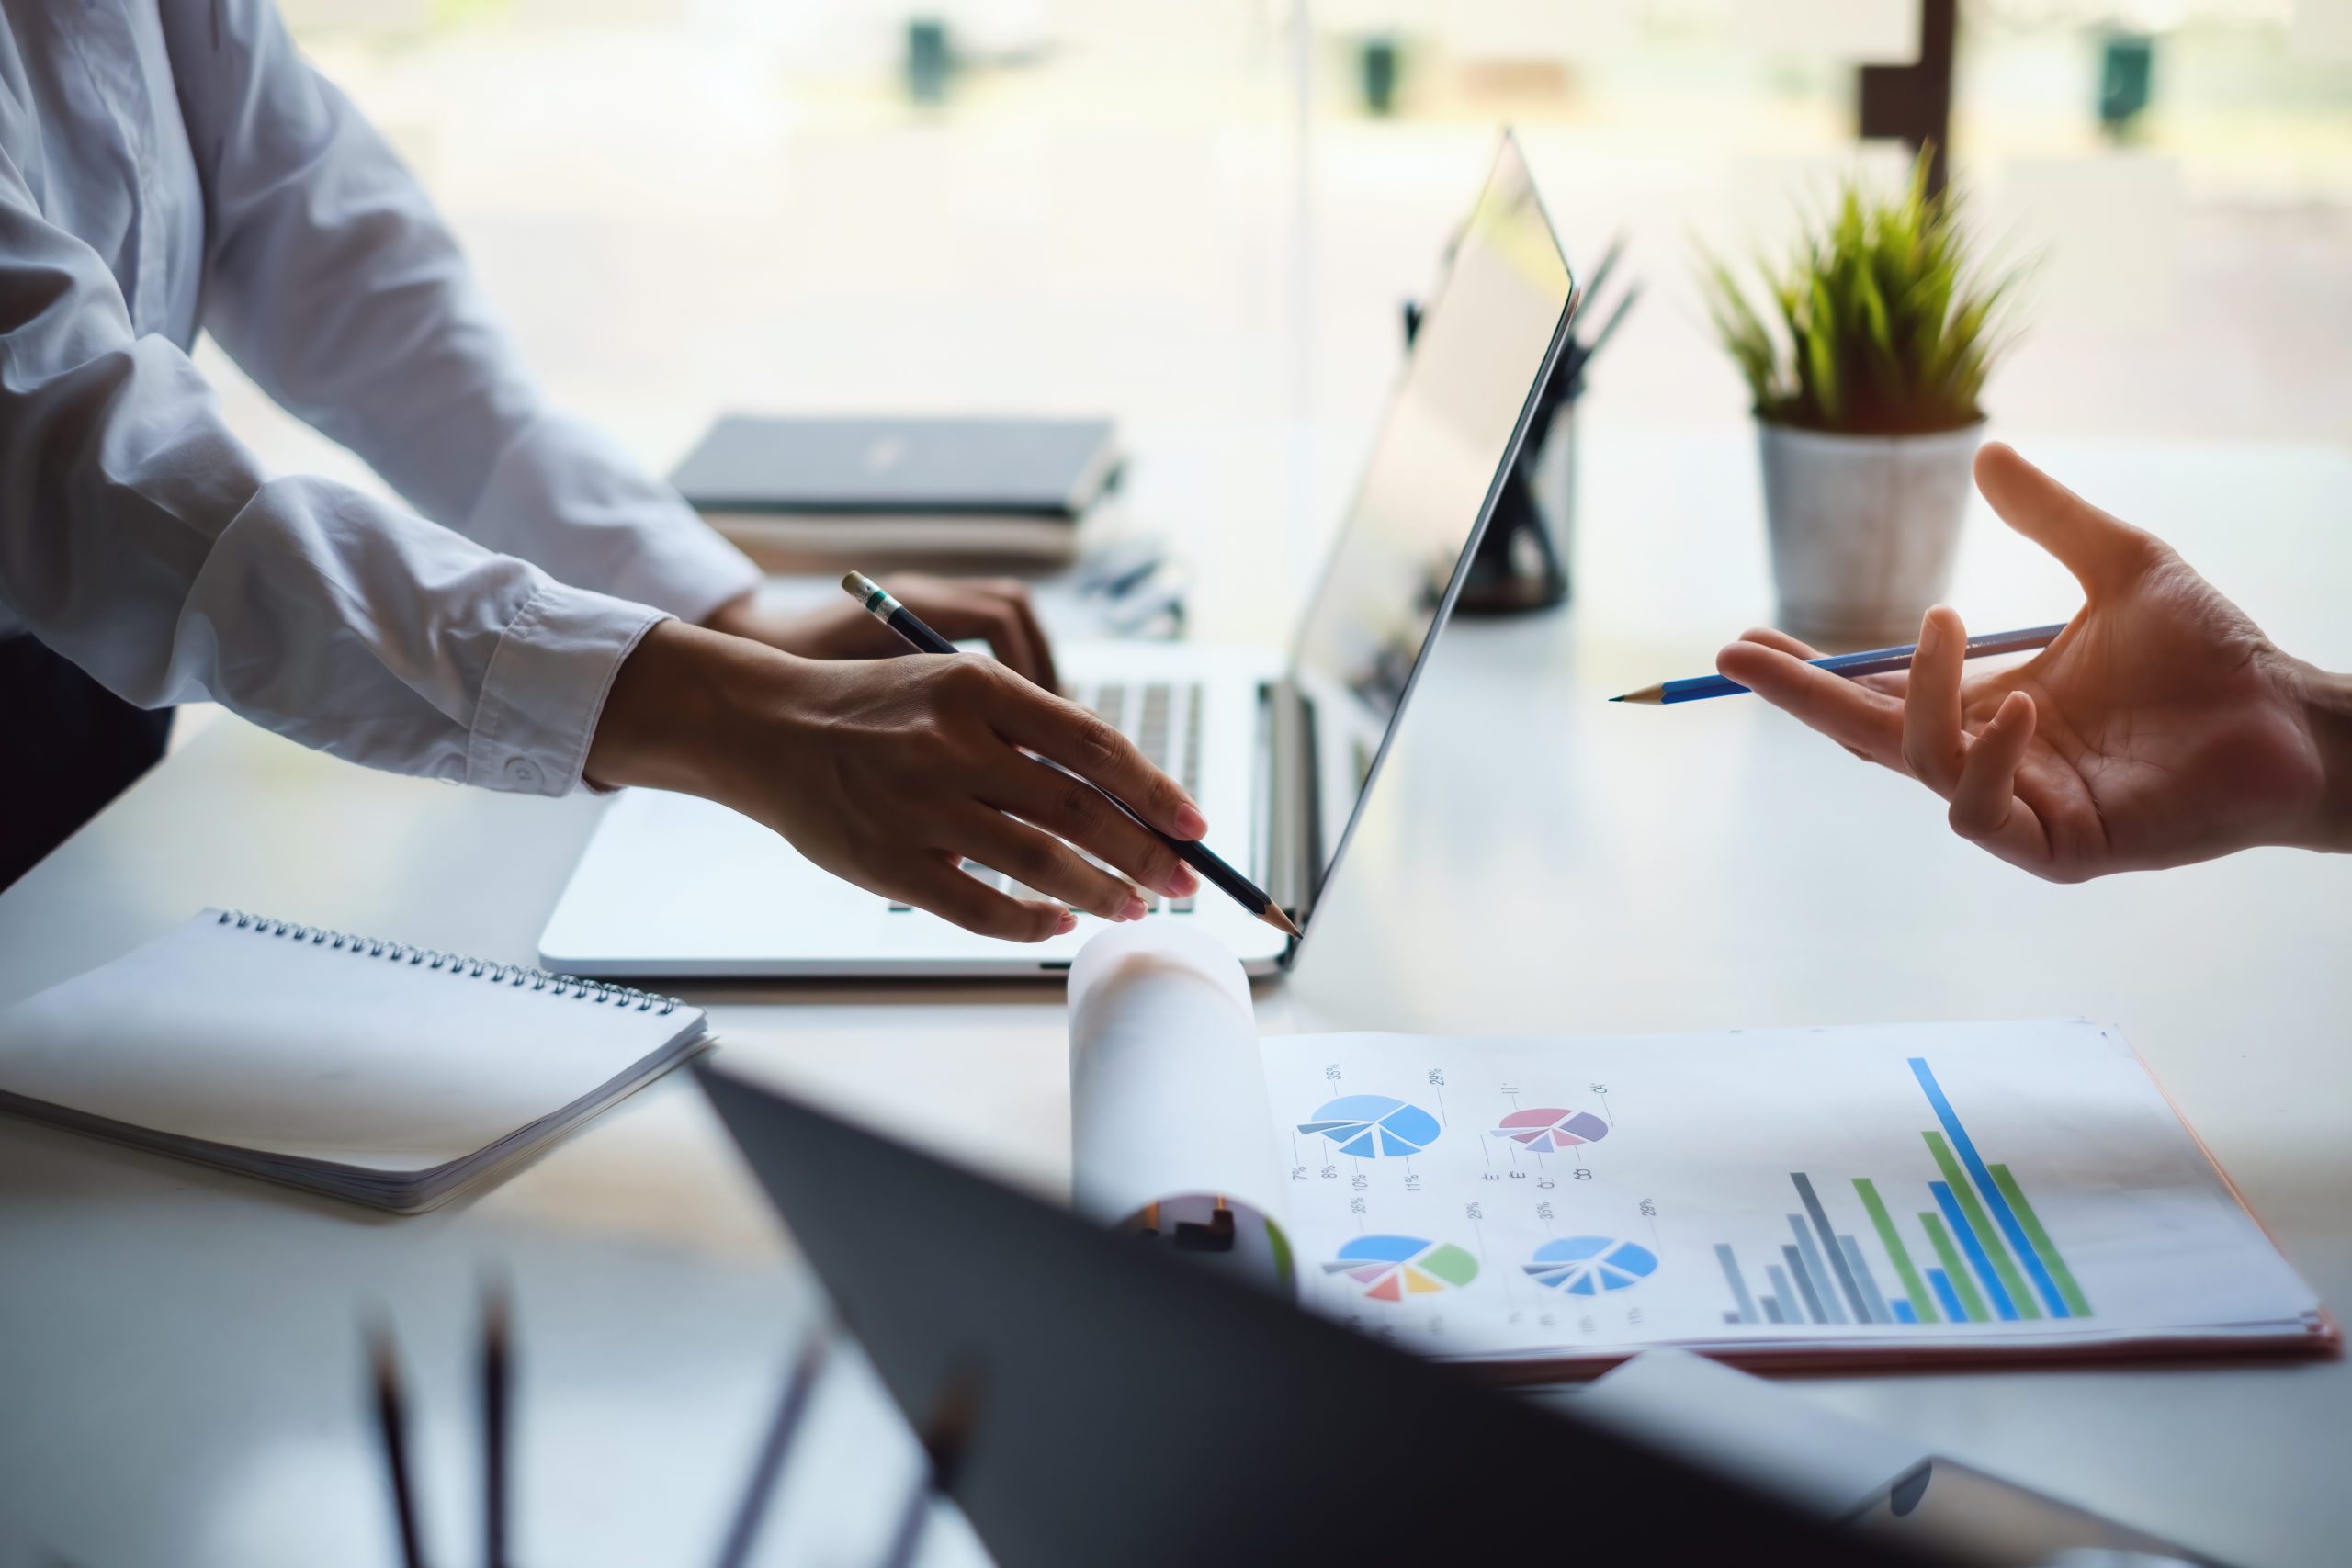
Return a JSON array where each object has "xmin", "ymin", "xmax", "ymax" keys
[
  {"xmin": 1069, "ymin": 921, "xmax": 1293, "ymax": 1289},
  {"xmin": 1069, "ymin": 925, "xmax": 2331, "ymax": 1372}
]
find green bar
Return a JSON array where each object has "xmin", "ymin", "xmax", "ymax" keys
[
  {"xmin": 1918, "ymin": 1211, "xmax": 1989, "ymax": 1322},
  {"xmin": 1989, "ymin": 1164, "xmax": 2092, "ymax": 1317},
  {"xmin": 1923, "ymin": 1132, "xmax": 2041, "ymax": 1319},
  {"xmin": 1853, "ymin": 1179, "xmax": 1936, "ymax": 1323}
]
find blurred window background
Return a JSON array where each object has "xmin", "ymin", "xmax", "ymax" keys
[{"xmin": 226, "ymin": 0, "xmax": 2352, "ymax": 500}]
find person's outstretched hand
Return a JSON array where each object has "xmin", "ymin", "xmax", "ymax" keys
[
  {"xmin": 1714, "ymin": 442, "xmax": 2351, "ymax": 881},
  {"xmin": 585, "ymin": 622, "xmax": 1202, "ymax": 939}
]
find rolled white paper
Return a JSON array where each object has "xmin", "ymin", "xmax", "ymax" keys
[{"xmin": 1067, "ymin": 920, "xmax": 1287, "ymax": 1239}]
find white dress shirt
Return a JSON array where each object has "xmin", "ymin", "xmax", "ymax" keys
[{"xmin": 0, "ymin": 0, "xmax": 759, "ymax": 795}]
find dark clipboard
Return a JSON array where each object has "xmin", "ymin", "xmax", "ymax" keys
[{"xmin": 695, "ymin": 1060, "xmax": 1930, "ymax": 1568}]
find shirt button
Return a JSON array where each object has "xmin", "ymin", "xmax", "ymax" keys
[{"xmin": 505, "ymin": 758, "xmax": 541, "ymax": 786}]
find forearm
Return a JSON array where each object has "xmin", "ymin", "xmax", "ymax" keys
[
  {"xmin": 0, "ymin": 155, "xmax": 662, "ymax": 795},
  {"xmin": 583, "ymin": 618, "xmax": 786, "ymax": 802}
]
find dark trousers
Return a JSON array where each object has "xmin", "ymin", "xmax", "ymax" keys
[{"xmin": 1, "ymin": 635, "xmax": 173, "ymax": 889}]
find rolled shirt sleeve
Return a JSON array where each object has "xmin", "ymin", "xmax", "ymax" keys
[
  {"xmin": 0, "ymin": 0, "xmax": 758, "ymax": 801},
  {"xmin": 0, "ymin": 162, "xmax": 656, "ymax": 797},
  {"xmin": 463, "ymin": 578, "xmax": 665, "ymax": 795}
]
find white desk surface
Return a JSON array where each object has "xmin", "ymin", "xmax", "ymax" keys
[{"xmin": 3, "ymin": 424, "xmax": 2348, "ymax": 1568}]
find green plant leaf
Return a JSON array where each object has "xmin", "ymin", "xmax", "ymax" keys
[{"xmin": 1689, "ymin": 146, "xmax": 2032, "ymax": 434}]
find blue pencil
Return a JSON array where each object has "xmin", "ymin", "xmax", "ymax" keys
[{"xmin": 1611, "ymin": 622, "xmax": 2068, "ymax": 705}]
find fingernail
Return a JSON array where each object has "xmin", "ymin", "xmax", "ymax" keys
[
  {"xmin": 1120, "ymin": 893, "xmax": 1148, "ymax": 922},
  {"xmin": 1054, "ymin": 910, "xmax": 1078, "ymax": 935},
  {"xmin": 1173, "ymin": 802, "xmax": 1208, "ymax": 839},
  {"xmin": 1169, "ymin": 863, "xmax": 1200, "ymax": 897},
  {"xmin": 1918, "ymin": 613, "xmax": 1942, "ymax": 656}
]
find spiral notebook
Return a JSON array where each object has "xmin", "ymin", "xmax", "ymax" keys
[{"xmin": 0, "ymin": 910, "xmax": 709, "ymax": 1213}]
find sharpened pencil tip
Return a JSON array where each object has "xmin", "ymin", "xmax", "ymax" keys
[
  {"xmin": 1262, "ymin": 905, "xmax": 1304, "ymax": 939},
  {"xmin": 1611, "ymin": 684, "xmax": 1665, "ymax": 705}
]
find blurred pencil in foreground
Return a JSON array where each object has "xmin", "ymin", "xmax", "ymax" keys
[
  {"xmin": 482, "ymin": 1279, "xmax": 512, "ymax": 1568},
  {"xmin": 713, "ymin": 1333, "xmax": 830, "ymax": 1568},
  {"xmin": 368, "ymin": 1319, "xmax": 428, "ymax": 1568}
]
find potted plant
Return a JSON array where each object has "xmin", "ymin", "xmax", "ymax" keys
[{"xmin": 1702, "ymin": 157, "xmax": 2026, "ymax": 646}]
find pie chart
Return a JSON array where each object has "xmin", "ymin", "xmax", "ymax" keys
[
  {"xmin": 1524, "ymin": 1236, "xmax": 1657, "ymax": 1295},
  {"xmin": 1322, "ymin": 1235, "xmax": 1480, "ymax": 1302},
  {"xmin": 1489, "ymin": 1107, "xmax": 1610, "ymax": 1153},
  {"xmin": 1297, "ymin": 1094, "xmax": 1442, "ymax": 1158}
]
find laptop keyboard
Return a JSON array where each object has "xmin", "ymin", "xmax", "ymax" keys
[{"xmin": 887, "ymin": 680, "xmax": 1206, "ymax": 919}]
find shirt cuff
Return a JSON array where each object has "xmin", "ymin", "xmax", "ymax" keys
[
  {"xmin": 465, "ymin": 580, "xmax": 666, "ymax": 796},
  {"xmin": 465, "ymin": 412, "xmax": 761, "ymax": 626}
]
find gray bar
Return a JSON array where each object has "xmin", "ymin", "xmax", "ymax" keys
[
  {"xmin": 1723, "ymin": 1310, "xmax": 1742, "ymax": 1325},
  {"xmin": 1779, "ymin": 1245, "xmax": 1827, "ymax": 1324},
  {"xmin": 1787, "ymin": 1214, "xmax": 1849, "ymax": 1324},
  {"xmin": 1714, "ymin": 1243, "xmax": 1759, "ymax": 1325},
  {"xmin": 1838, "ymin": 1234, "xmax": 1893, "ymax": 1325},
  {"xmin": 1793, "ymin": 1173, "xmax": 1871, "ymax": 1323},
  {"xmin": 1765, "ymin": 1263, "xmax": 1798, "ymax": 1325}
]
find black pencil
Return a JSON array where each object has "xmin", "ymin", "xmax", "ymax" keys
[
  {"xmin": 367, "ymin": 1321, "xmax": 428, "ymax": 1568},
  {"xmin": 842, "ymin": 571, "xmax": 1301, "ymax": 938},
  {"xmin": 712, "ymin": 1334, "xmax": 829, "ymax": 1568},
  {"xmin": 876, "ymin": 1370, "xmax": 981, "ymax": 1568},
  {"xmin": 481, "ymin": 1280, "xmax": 512, "ymax": 1568}
]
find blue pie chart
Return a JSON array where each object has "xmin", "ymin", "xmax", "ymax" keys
[
  {"xmin": 1524, "ymin": 1236, "xmax": 1657, "ymax": 1295},
  {"xmin": 1296, "ymin": 1094, "xmax": 1442, "ymax": 1158}
]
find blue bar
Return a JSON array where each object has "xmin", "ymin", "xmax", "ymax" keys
[
  {"xmin": 1931, "ymin": 1180, "xmax": 2019, "ymax": 1321},
  {"xmin": 1715, "ymin": 1244, "xmax": 1759, "ymax": 1325},
  {"xmin": 1909, "ymin": 1058, "xmax": 2069, "ymax": 1319},
  {"xmin": 1763, "ymin": 1265, "xmax": 1797, "ymax": 1325},
  {"xmin": 1892, "ymin": 1299, "xmax": 1918, "ymax": 1324},
  {"xmin": 1792, "ymin": 1173, "xmax": 1871, "ymax": 1322},
  {"xmin": 1926, "ymin": 1267, "xmax": 1968, "ymax": 1323},
  {"xmin": 1837, "ymin": 1235, "xmax": 1893, "ymax": 1324},
  {"xmin": 1787, "ymin": 1215, "xmax": 1849, "ymax": 1324}
]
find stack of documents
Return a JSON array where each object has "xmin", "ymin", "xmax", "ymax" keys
[
  {"xmin": 0, "ymin": 910, "xmax": 709, "ymax": 1213},
  {"xmin": 1069, "ymin": 924, "xmax": 2332, "ymax": 1374}
]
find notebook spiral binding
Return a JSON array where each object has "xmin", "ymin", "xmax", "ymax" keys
[{"xmin": 214, "ymin": 910, "xmax": 678, "ymax": 1015}]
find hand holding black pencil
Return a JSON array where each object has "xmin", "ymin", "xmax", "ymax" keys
[{"xmin": 843, "ymin": 571, "xmax": 1301, "ymax": 938}]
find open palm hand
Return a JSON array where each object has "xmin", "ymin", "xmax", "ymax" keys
[{"xmin": 1715, "ymin": 443, "xmax": 2340, "ymax": 881}]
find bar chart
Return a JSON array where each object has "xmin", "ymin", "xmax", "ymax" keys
[
  {"xmin": 1714, "ymin": 1058, "xmax": 2094, "ymax": 1328},
  {"xmin": 1253, "ymin": 1019, "xmax": 2323, "ymax": 1362}
]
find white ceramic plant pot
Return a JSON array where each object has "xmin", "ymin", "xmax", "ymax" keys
[{"xmin": 1757, "ymin": 421, "xmax": 1984, "ymax": 648}]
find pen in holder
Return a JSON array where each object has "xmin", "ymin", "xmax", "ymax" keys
[
  {"xmin": 1410, "ymin": 234, "xmax": 1638, "ymax": 617},
  {"xmin": 1407, "ymin": 298, "xmax": 1576, "ymax": 615}
]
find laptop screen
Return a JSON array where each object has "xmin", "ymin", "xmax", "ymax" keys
[{"xmin": 1285, "ymin": 134, "xmax": 1575, "ymax": 920}]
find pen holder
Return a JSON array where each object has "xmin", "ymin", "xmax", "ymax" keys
[
  {"xmin": 1459, "ymin": 389, "xmax": 1576, "ymax": 615},
  {"xmin": 1407, "ymin": 300, "xmax": 1575, "ymax": 616}
]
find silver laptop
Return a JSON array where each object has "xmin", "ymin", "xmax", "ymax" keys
[{"xmin": 539, "ymin": 133, "xmax": 1575, "ymax": 979}]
